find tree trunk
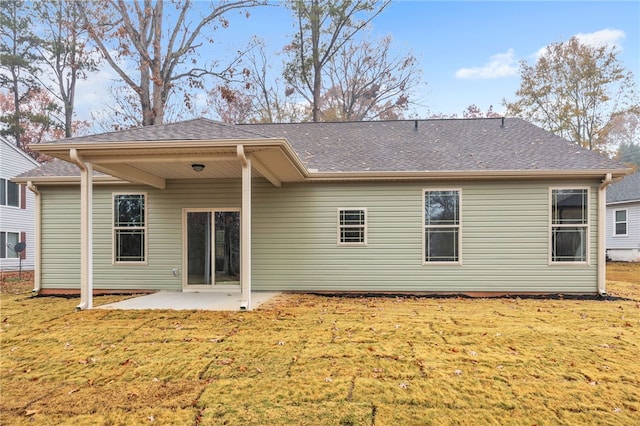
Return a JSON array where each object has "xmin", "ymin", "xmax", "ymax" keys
[
  {"xmin": 151, "ymin": 1, "xmax": 164, "ymax": 125},
  {"xmin": 310, "ymin": 0, "xmax": 321, "ymax": 122}
]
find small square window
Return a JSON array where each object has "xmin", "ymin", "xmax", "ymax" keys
[{"xmin": 338, "ymin": 209, "xmax": 367, "ymax": 245}]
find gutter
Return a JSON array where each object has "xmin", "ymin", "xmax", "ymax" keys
[
  {"xmin": 598, "ymin": 173, "xmax": 613, "ymax": 296},
  {"xmin": 304, "ymin": 168, "xmax": 634, "ymax": 182},
  {"xmin": 26, "ymin": 181, "xmax": 41, "ymax": 294}
]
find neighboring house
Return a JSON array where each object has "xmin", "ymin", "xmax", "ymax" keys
[
  {"xmin": 14, "ymin": 118, "xmax": 632, "ymax": 310},
  {"xmin": 606, "ymin": 171, "xmax": 640, "ymax": 262},
  {"xmin": 0, "ymin": 136, "xmax": 39, "ymax": 272}
]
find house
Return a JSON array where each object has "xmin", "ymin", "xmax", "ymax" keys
[
  {"xmin": 606, "ymin": 171, "xmax": 640, "ymax": 262},
  {"xmin": 14, "ymin": 118, "xmax": 632, "ymax": 310},
  {"xmin": 1, "ymin": 136, "xmax": 39, "ymax": 273}
]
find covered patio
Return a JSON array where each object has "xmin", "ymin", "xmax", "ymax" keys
[{"xmin": 30, "ymin": 119, "xmax": 308, "ymax": 311}]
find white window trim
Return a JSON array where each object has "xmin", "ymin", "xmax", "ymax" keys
[
  {"xmin": 337, "ymin": 208, "xmax": 368, "ymax": 246},
  {"xmin": 422, "ymin": 188, "xmax": 462, "ymax": 265},
  {"xmin": 1, "ymin": 230, "xmax": 20, "ymax": 259},
  {"xmin": 112, "ymin": 192, "xmax": 148, "ymax": 265},
  {"xmin": 182, "ymin": 207, "xmax": 241, "ymax": 290},
  {"xmin": 613, "ymin": 208, "xmax": 628, "ymax": 237},
  {"xmin": 548, "ymin": 187, "xmax": 590, "ymax": 265},
  {"xmin": 1, "ymin": 178, "xmax": 21, "ymax": 209}
]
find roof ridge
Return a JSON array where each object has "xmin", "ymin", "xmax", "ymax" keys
[{"xmin": 238, "ymin": 117, "xmax": 507, "ymax": 126}]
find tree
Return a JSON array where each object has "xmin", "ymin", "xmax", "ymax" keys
[
  {"xmin": 429, "ymin": 105, "xmax": 502, "ymax": 119},
  {"xmin": 505, "ymin": 37, "xmax": 639, "ymax": 151},
  {"xmin": 617, "ymin": 141, "xmax": 640, "ymax": 167},
  {"xmin": 244, "ymin": 40, "xmax": 308, "ymax": 123},
  {"xmin": 283, "ymin": 0, "xmax": 390, "ymax": 122},
  {"xmin": 32, "ymin": 0, "xmax": 98, "ymax": 138},
  {"xmin": 0, "ymin": 89, "xmax": 88, "ymax": 158},
  {"xmin": 321, "ymin": 36, "xmax": 420, "ymax": 121},
  {"xmin": 0, "ymin": 0, "xmax": 40, "ymax": 148},
  {"xmin": 207, "ymin": 38, "xmax": 308, "ymax": 124},
  {"xmin": 461, "ymin": 104, "xmax": 502, "ymax": 119},
  {"xmin": 208, "ymin": 85, "xmax": 255, "ymax": 124},
  {"xmin": 78, "ymin": 0, "xmax": 260, "ymax": 127},
  {"xmin": 609, "ymin": 111, "xmax": 640, "ymax": 166}
]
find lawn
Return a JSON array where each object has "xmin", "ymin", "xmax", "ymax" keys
[{"xmin": 1, "ymin": 264, "xmax": 639, "ymax": 425}]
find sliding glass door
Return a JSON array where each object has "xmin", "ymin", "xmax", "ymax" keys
[{"xmin": 184, "ymin": 209, "xmax": 240, "ymax": 288}]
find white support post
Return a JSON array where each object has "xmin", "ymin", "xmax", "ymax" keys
[
  {"xmin": 241, "ymin": 156, "xmax": 252, "ymax": 310},
  {"xmin": 79, "ymin": 161, "xmax": 94, "ymax": 309}
]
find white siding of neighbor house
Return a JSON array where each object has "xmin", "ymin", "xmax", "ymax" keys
[
  {"xmin": 606, "ymin": 201, "xmax": 640, "ymax": 262},
  {"xmin": 0, "ymin": 139, "xmax": 38, "ymax": 271},
  {"xmin": 38, "ymin": 178, "xmax": 602, "ymax": 293}
]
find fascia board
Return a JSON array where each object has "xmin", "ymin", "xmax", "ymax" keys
[
  {"xmin": 606, "ymin": 199, "xmax": 640, "ymax": 206},
  {"xmin": 304, "ymin": 168, "xmax": 634, "ymax": 182},
  {"xmin": 11, "ymin": 176, "xmax": 127, "ymax": 185}
]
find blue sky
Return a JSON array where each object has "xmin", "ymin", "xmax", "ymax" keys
[
  {"xmin": 375, "ymin": 0, "xmax": 640, "ymax": 116},
  {"xmin": 78, "ymin": 0, "xmax": 640, "ymax": 121}
]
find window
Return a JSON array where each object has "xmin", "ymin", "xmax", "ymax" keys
[
  {"xmin": 338, "ymin": 208, "xmax": 367, "ymax": 245},
  {"xmin": 1, "ymin": 178, "xmax": 20, "ymax": 207},
  {"xmin": 113, "ymin": 193, "xmax": 146, "ymax": 263},
  {"xmin": 614, "ymin": 209, "xmax": 628, "ymax": 236},
  {"xmin": 424, "ymin": 190, "xmax": 460, "ymax": 263},
  {"xmin": 1, "ymin": 232, "xmax": 19, "ymax": 259},
  {"xmin": 550, "ymin": 188, "xmax": 588, "ymax": 262}
]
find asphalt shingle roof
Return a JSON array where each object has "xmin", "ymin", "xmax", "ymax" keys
[
  {"xmin": 244, "ymin": 118, "xmax": 624, "ymax": 173},
  {"xmin": 38, "ymin": 118, "xmax": 266, "ymax": 144},
  {"xmin": 607, "ymin": 171, "xmax": 640, "ymax": 203},
  {"xmin": 18, "ymin": 158, "xmax": 108, "ymax": 178},
  {"xmin": 19, "ymin": 117, "xmax": 627, "ymax": 178}
]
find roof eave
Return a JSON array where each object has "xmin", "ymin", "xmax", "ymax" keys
[
  {"xmin": 304, "ymin": 168, "xmax": 634, "ymax": 181},
  {"xmin": 606, "ymin": 199, "xmax": 640, "ymax": 206},
  {"xmin": 12, "ymin": 175, "xmax": 127, "ymax": 185}
]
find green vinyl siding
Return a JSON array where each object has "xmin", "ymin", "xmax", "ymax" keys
[
  {"xmin": 39, "ymin": 178, "xmax": 601, "ymax": 294},
  {"xmin": 252, "ymin": 179, "xmax": 600, "ymax": 293},
  {"xmin": 40, "ymin": 188, "xmax": 81, "ymax": 288},
  {"xmin": 40, "ymin": 180, "xmax": 240, "ymax": 291}
]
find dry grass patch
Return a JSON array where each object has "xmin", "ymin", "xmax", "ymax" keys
[{"xmin": 2, "ymin": 265, "xmax": 640, "ymax": 425}]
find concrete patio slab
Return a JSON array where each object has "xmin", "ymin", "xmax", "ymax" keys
[{"xmin": 96, "ymin": 291, "xmax": 280, "ymax": 311}]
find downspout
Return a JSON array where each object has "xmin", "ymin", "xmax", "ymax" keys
[
  {"xmin": 26, "ymin": 181, "xmax": 41, "ymax": 294},
  {"xmin": 237, "ymin": 145, "xmax": 252, "ymax": 311},
  {"xmin": 598, "ymin": 173, "xmax": 613, "ymax": 296},
  {"xmin": 70, "ymin": 149, "xmax": 93, "ymax": 310}
]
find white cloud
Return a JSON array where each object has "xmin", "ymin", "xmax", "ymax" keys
[
  {"xmin": 576, "ymin": 28, "xmax": 625, "ymax": 48},
  {"xmin": 534, "ymin": 28, "xmax": 626, "ymax": 58},
  {"xmin": 455, "ymin": 49, "xmax": 518, "ymax": 80}
]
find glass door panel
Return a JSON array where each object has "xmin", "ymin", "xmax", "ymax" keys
[
  {"xmin": 187, "ymin": 211, "xmax": 212, "ymax": 285},
  {"xmin": 215, "ymin": 212, "xmax": 240, "ymax": 285}
]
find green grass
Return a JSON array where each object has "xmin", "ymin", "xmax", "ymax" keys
[{"xmin": 1, "ymin": 264, "xmax": 639, "ymax": 425}]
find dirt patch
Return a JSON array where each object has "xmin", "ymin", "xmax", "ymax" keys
[{"xmin": 0, "ymin": 271, "xmax": 33, "ymax": 295}]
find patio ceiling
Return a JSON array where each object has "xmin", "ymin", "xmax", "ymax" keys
[{"xmin": 33, "ymin": 139, "xmax": 308, "ymax": 188}]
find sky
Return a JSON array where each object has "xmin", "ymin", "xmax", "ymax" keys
[{"xmin": 76, "ymin": 0, "xmax": 640, "ymax": 123}]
